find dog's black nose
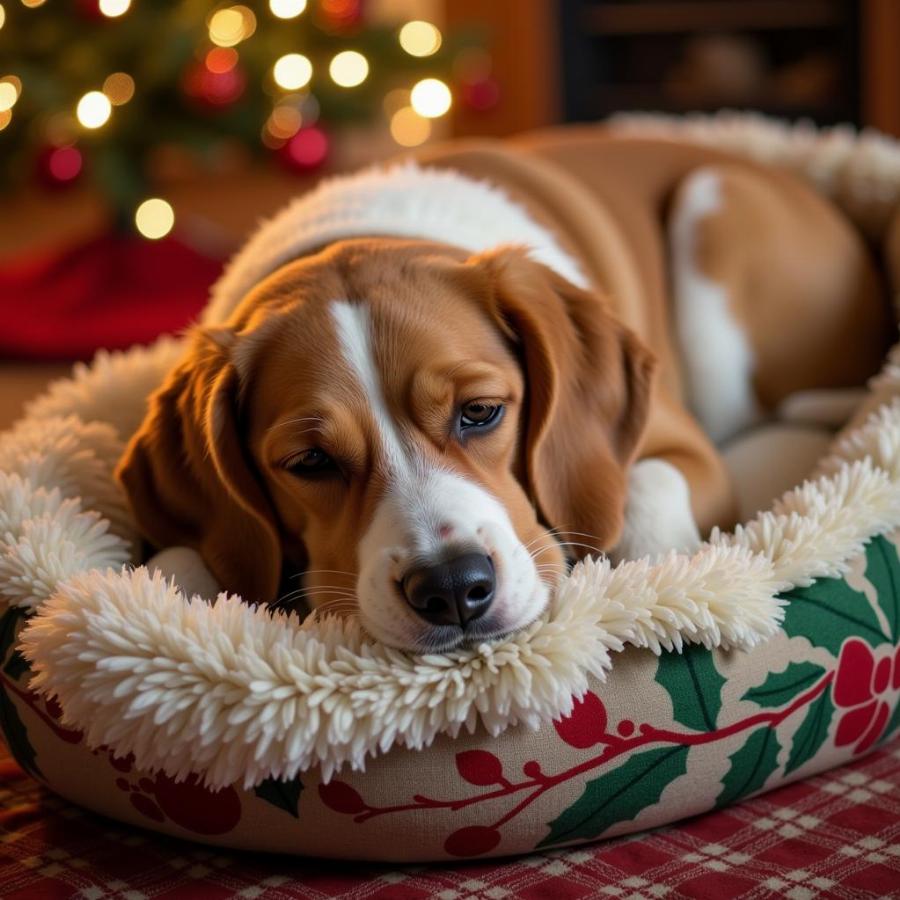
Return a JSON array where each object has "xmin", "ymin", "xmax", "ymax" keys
[{"xmin": 402, "ymin": 552, "xmax": 495, "ymax": 627}]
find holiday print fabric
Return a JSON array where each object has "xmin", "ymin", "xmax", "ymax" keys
[{"xmin": 1, "ymin": 533, "xmax": 899, "ymax": 861}]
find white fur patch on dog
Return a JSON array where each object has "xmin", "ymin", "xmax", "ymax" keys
[
  {"xmin": 612, "ymin": 458, "xmax": 701, "ymax": 562},
  {"xmin": 670, "ymin": 168, "xmax": 761, "ymax": 444}
]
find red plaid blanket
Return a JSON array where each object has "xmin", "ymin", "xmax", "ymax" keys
[{"xmin": 1, "ymin": 740, "xmax": 898, "ymax": 899}]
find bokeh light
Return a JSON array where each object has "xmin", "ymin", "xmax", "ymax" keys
[
  {"xmin": 273, "ymin": 53, "xmax": 312, "ymax": 90},
  {"xmin": 389, "ymin": 106, "xmax": 431, "ymax": 147},
  {"xmin": 208, "ymin": 6, "xmax": 256, "ymax": 48},
  {"xmin": 281, "ymin": 126, "xmax": 328, "ymax": 169},
  {"xmin": 0, "ymin": 5, "xmax": 6, "ymax": 30},
  {"xmin": 329, "ymin": 50, "xmax": 368, "ymax": 88},
  {"xmin": 269, "ymin": 0, "xmax": 306, "ymax": 19},
  {"xmin": 135, "ymin": 198, "xmax": 175, "ymax": 239},
  {"xmin": 399, "ymin": 21, "xmax": 441, "ymax": 58},
  {"xmin": 76, "ymin": 90, "xmax": 112, "ymax": 128},
  {"xmin": 0, "ymin": 76, "xmax": 20, "ymax": 112},
  {"xmin": 46, "ymin": 145, "xmax": 83, "ymax": 183},
  {"xmin": 410, "ymin": 77, "xmax": 451, "ymax": 118},
  {"xmin": 0, "ymin": 110, "xmax": 11, "ymax": 131},
  {"xmin": 98, "ymin": 0, "xmax": 131, "ymax": 17},
  {"xmin": 205, "ymin": 48, "xmax": 238, "ymax": 74},
  {"xmin": 102, "ymin": 72, "xmax": 135, "ymax": 105},
  {"xmin": 21, "ymin": 0, "xmax": 46, "ymax": 7},
  {"xmin": 268, "ymin": 103, "xmax": 303, "ymax": 138}
]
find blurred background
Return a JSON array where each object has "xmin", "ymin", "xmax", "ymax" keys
[{"xmin": 1, "ymin": 0, "xmax": 899, "ymax": 420}]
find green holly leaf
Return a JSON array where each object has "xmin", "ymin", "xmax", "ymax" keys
[
  {"xmin": 742, "ymin": 662, "xmax": 827, "ymax": 708},
  {"xmin": 654, "ymin": 645, "xmax": 725, "ymax": 731},
  {"xmin": 538, "ymin": 745, "xmax": 690, "ymax": 848},
  {"xmin": 0, "ymin": 607, "xmax": 27, "ymax": 670},
  {"xmin": 0, "ymin": 687, "xmax": 41, "ymax": 780},
  {"xmin": 715, "ymin": 727, "xmax": 781, "ymax": 808},
  {"xmin": 781, "ymin": 572, "xmax": 888, "ymax": 656},
  {"xmin": 253, "ymin": 775, "xmax": 304, "ymax": 818},
  {"xmin": 863, "ymin": 536, "xmax": 900, "ymax": 643},
  {"xmin": 785, "ymin": 689, "xmax": 835, "ymax": 775}
]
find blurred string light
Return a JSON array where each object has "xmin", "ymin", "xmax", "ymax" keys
[
  {"xmin": 98, "ymin": 0, "xmax": 131, "ymax": 17},
  {"xmin": 102, "ymin": 72, "xmax": 135, "ymax": 105},
  {"xmin": 135, "ymin": 198, "xmax": 175, "ymax": 239},
  {"xmin": 398, "ymin": 21, "xmax": 441, "ymax": 58},
  {"xmin": 76, "ymin": 90, "xmax": 112, "ymax": 128},
  {"xmin": 410, "ymin": 77, "xmax": 451, "ymax": 118},
  {"xmin": 45, "ymin": 145, "xmax": 83, "ymax": 183},
  {"xmin": 390, "ymin": 106, "xmax": 430, "ymax": 147},
  {"xmin": 273, "ymin": 53, "xmax": 312, "ymax": 90},
  {"xmin": 269, "ymin": 0, "xmax": 306, "ymax": 19},
  {"xmin": 329, "ymin": 50, "xmax": 368, "ymax": 88},
  {"xmin": 0, "ymin": 110, "xmax": 11, "ymax": 131},
  {"xmin": 205, "ymin": 48, "xmax": 238, "ymax": 73},
  {"xmin": 0, "ymin": 75, "xmax": 21, "ymax": 112},
  {"xmin": 208, "ymin": 5, "xmax": 256, "ymax": 48},
  {"xmin": 0, "ymin": 5, "xmax": 6, "ymax": 30},
  {"xmin": 21, "ymin": 0, "xmax": 46, "ymax": 7}
]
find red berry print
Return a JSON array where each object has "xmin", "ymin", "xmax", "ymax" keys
[
  {"xmin": 319, "ymin": 780, "xmax": 367, "ymax": 814},
  {"xmin": 444, "ymin": 825, "xmax": 501, "ymax": 857},
  {"xmin": 553, "ymin": 692, "xmax": 609, "ymax": 748},
  {"xmin": 455, "ymin": 750, "xmax": 504, "ymax": 786}
]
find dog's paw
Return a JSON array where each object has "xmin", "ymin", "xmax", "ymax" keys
[{"xmin": 610, "ymin": 458, "xmax": 701, "ymax": 563}]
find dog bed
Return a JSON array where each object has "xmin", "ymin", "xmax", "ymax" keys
[{"xmin": 2, "ymin": 113, "xmax": 900, "ymax": 862}]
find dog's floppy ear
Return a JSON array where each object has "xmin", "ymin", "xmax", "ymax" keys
[
  {"xmin": 474, "ymin": 247, "xmax": 657, "ymax": 552},
  {"xmin": 115, "ymin": 329, "xmax": 282, "ymax": 603}
]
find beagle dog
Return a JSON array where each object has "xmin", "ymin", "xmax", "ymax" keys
[{"xmin": 116, "ymin": 127, "xmax": 892, "ymax": 652}]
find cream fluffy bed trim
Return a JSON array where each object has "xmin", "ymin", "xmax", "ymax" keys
[{"xmin": 3, "ymin": 115, "xmax": 899, "ymax": 787}]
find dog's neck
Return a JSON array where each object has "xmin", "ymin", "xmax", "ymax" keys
[{"xmin": 204, "ymin": 161, "xmax": 587, "ymax": 327}]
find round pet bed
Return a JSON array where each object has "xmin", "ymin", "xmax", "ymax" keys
[{"xmin": 2, "ymin": 114, "xmax": 900, "ymax": 862}]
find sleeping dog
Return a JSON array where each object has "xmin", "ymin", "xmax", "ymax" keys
[{"xmin": 116, "ymin": 127, "xmax": 892, "ymax": 652}]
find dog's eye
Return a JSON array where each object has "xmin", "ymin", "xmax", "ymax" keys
[
  {"xmin": 286, "ymin": 448, "xmax": 335, "ymax": 476},
  {"xmin": 460, "ymin": 401, "xmax": 503, "ymax": 431}
]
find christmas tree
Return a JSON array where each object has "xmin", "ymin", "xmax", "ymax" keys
[{"xmin": 0, "ymin": 0, "xmax": 495, "ymax": 238}]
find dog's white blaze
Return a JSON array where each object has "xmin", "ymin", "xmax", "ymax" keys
[
  {"xmin": 330, "ymin": 300, "xmax": 546, "ymax": 651},
  {"xmin": 331, "ymin": 300, "xmax": 409, "ymax": 475},
  {"xmin": 670, "ymin": 168, "xmax": 761, "ymax": 444}
]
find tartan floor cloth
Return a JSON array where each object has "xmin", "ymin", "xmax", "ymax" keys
[{"xmin": 0, "ymin": 739, "xmax": 898, "ymax": 899}]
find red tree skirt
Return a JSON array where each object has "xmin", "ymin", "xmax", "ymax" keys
[{"xmin": 0, "ymin": 232, "xmax": 224, "ymax": 360}]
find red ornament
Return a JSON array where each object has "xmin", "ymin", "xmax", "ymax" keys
[
  {"xmin": 35, "ymin": 145, "xmax": 84, "ymax": 189},
  {"xmin": 277, "ymin": 126, "xmax": 329, "ymax": 172},
  {"xmin": 461, "ymin": 76, "xmax": 501, "ymax": 112},
  {"xmin": 181, "ymin": 58, "xmax": 246, "ymax": 109}
]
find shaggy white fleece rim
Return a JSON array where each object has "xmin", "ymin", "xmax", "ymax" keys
[{"xmin": 6, "ymin": 114, "xmax": 900, "ymax": 788}]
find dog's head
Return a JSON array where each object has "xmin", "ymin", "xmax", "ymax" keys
[{"xmin": 117, "ymin": 239, "xmax": 655, "ymax": 651}]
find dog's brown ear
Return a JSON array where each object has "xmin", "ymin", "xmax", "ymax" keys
[
  {"xmin": 474, "ymin": 247, "xmax": 657, "ymax": 552},
  {"xmin": 115, "ymin": 330, "xmax": 282, "ymax": 603}
]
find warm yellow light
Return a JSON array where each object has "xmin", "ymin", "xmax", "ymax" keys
[
  {"xmin": 208, "ymin": 6, "xmax": 255, "ymax": 48},
  {"xmin": 21, "ymin": 0, "xmax": 46, "ymax": 7},
  {"xmin": 382, "ymin": 88, "xmax": 409, "ymax": 116},
  {"xmin": 399, "ymin": 20, "xmax": 441, "ymax": 58},
  {"xmin": 410, "ymin": 77, "xmax": 451, "ymax": 118},
  {"xmin": 98, "ymin": 0, "xmax": 131, "ymax": 17},
  {"xmin": 273, "ymin": 53, "xmax": 312, "ymax": 90},
  {"xmin": 0, "ymin": 82, "xmax": 17, "ymax": 113},
  {"xmin": 390, "ymin": 106, "xmax": 431, "ymax": 147},
  {"xmin": 0, "ymin": 5, "xmax": 6, "ymax": 30},
  {"xmin": 269, "ymin": 0, "xmax": 306, "ymax": 19},
  {"xmin": 103, "ymin": 72, "xmax": 135, "ymax": 105},
  {"xmin": 329, "ymin": 50, "xmax": 368, "ymax": 88},
  {"xmin": 76, "ymin": 91, "xmax": 112, "ymax": 129},
  {"xmin": 268, "ymin": 104, "xmax": 303, "ymax": 138},
  {"xmin": 135, "ymin": 198, "xmax": 175, "ymax": 240},
  {"xmin": 0, "ymin": 109, "xmax": 11, "ymax": 131}
]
